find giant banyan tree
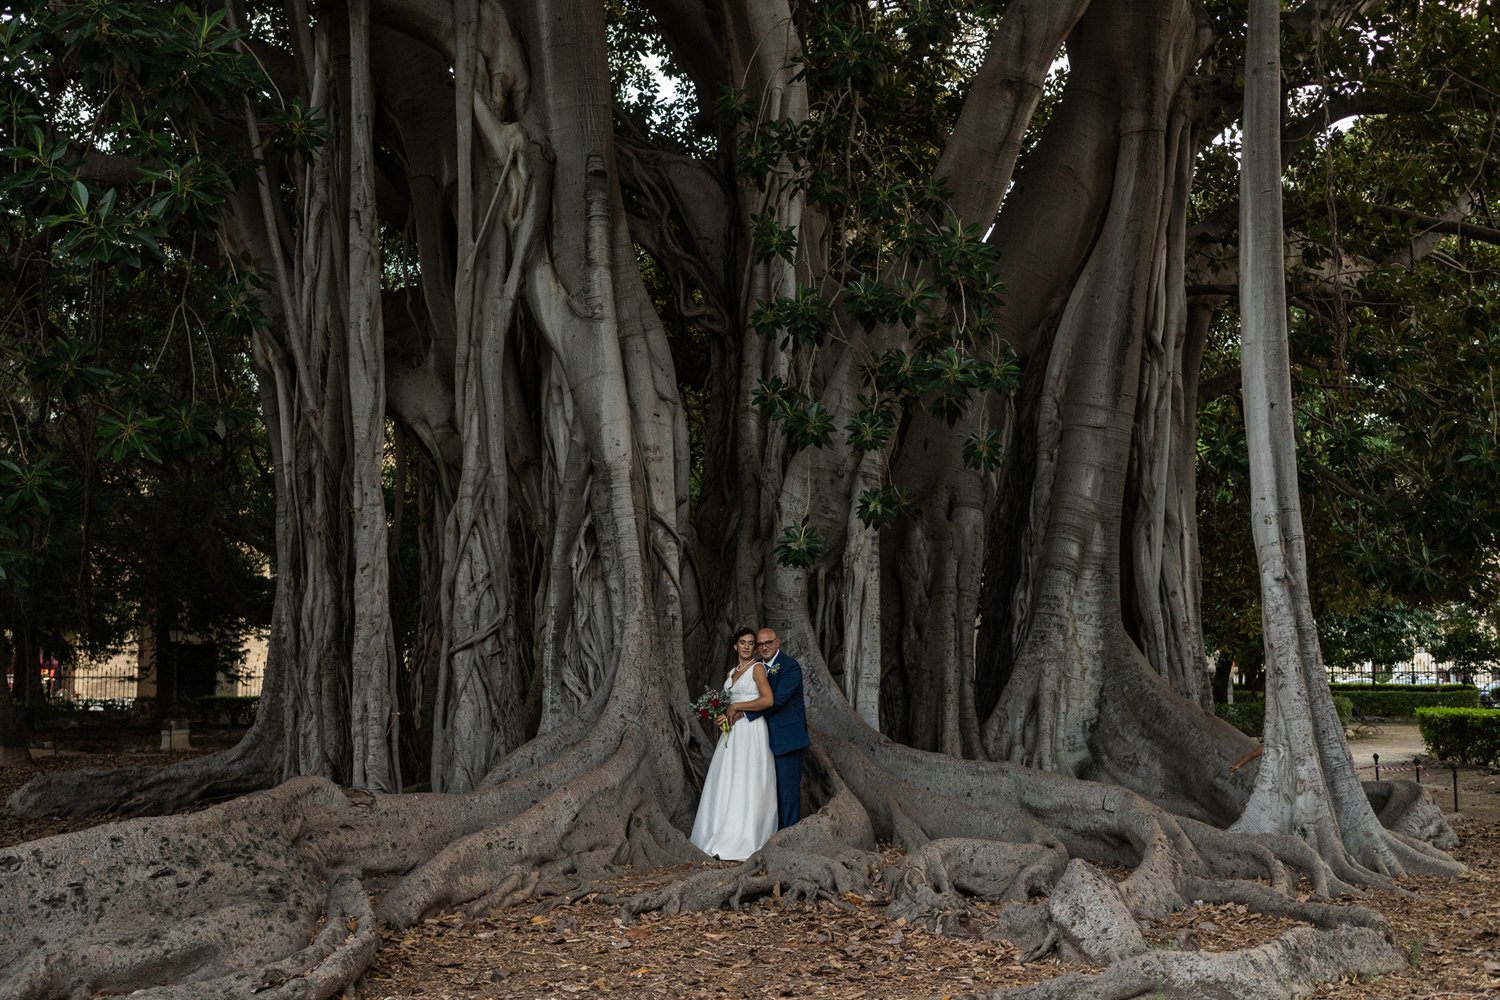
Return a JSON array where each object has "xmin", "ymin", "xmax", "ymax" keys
[{"xmin": 5, "ymin": 0, "xmax": 1496, "ymax": 997}]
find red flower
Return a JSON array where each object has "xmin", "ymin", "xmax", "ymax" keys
[
  {"xmin": 698, "ymin": 709, "xmax": 709, "ymax": 718},
  {"xmin": 710, "ymin": 698, "xmax": 720, "ymax": 707}
]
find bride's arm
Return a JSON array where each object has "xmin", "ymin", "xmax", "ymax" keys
[{"xmin": 728, "ymin": 663, "xmax": 774, "ymax": 722}]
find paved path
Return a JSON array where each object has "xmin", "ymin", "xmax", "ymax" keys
[{"xmin": 1345, "ymin": 721, "xmax": 1427, "ymax": 778}]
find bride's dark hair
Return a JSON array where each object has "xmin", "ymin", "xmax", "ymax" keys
[{"xmin": 729, "ymin": 626, "xmax": 757, "ymax": 654}]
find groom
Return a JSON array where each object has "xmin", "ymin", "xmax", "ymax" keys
[{"xmin": 743, "ymin": 627, "xmax": 808, "ymax": 828}]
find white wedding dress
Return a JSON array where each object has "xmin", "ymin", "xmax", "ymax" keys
[{"xmin": 689, "ymin": 666, "xmax": 778, "ymax": 860}]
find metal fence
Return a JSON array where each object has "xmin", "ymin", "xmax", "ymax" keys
[
  {"xmin": 1324, "ymin": 653, "xmax": 1499, "ymax": 689},
  {"xmin": 45, "ymin": 634, "xmax": 267, "ymax": 707}
]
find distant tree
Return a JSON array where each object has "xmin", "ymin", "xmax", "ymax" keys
[
  {"xmin": 1430, "ymin": 604, "xmax": 1500, "ymax": 684},
  {"xmin": 0, "ymin": 1, "xmax": 272, "ymax": 733},
  {"xmin": 1316, "ymin": 604, "xmax": 1436, "ymax": 681}
]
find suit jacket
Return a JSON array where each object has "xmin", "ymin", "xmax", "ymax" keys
[{"xmin": 746, "ymin": 651, "xmax": 810, "ymax": 755}]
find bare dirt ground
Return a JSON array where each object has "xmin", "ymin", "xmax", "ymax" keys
[{"xmin": 4, "ymin": 725, "xmax": 1500, "ymax": 999}]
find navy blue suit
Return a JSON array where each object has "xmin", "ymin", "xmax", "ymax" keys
[{"xmin": 746, "ymin": 651, "xmax": 809, "ymax": 827}]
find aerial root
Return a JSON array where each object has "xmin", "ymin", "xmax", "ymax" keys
[{"xmin": 622, "ymin": 799, "xmax": 698, "ymax": 868}]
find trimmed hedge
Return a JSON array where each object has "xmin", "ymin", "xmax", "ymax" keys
[
  {"xmin": 1214, "ymin": 695, "xmax": 1354, "ymax": 738},
  {"xmin": 1415, "ymin": 707, "xmax": 1500, "ymax": 766},
  {"xmin": 1233, "ymin": 685, "xmax": 1480, "ymax": 718},
  {"xmin": 181, "ymin": 696, "xmax": 260, "ymax": 726},
  {"xmin": 35, "ymin": 695, "xmax": 259, "ymax": 727},
  {"xmin": 1333, "ymin": 686, "xmax": 1478, "ymax": 718},
  {"xmin": 1215, "ymin": 700, "xmax": 1264, "ymax": 736}
]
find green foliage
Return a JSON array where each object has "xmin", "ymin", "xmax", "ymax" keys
[
  {"xmin": 774, "ymin": 520, "xmax": 825, "ymax": 569},
  {"xmin": 750, "ymin": 213, "xmax": 799, "ymax": 263},
  {"xmin": 1415, "ymin": 707, "xmax": 1500, "ymax": 766},
  {"xmin": 845, "ymin": 397, "xmax": 895, "ymax": 452},
  {"xmin": 1336, "ymin": 695, "xmax": 1357, "ymax": 730},
  {"xmin": 856, "ymin": 485, "xmax": 913, "ymax": 529},
  {"xmin": 751, "ymin": 286, "xmax": 832, "ymax": 349},
  {"xmin": 1, "ymin": 1, "xmax": 274, "ymax": 665},
  {"xmin": 962, "ymin": 429, "xmax": 1005, "ymax": 471},
  {"xmin": 752, "ymin": 378, "xmax": 836, "ymax": 451},
  {"xmin": 1214, "ymin": 695, "xmax": 1353, "ymax": 737},
  {"xmin": 1329, "ymin": 685, "xmax": 1480, "ymax": 718},
  {"xmin": 1429, "ymin": 605, "xmax": 1500, "ymax": 675},
  {"xmin": 1214, "ymin": 699, "xmax": 1265, "ymax": 737},
  {"xmin": 604, "ymin": 0, "xmax": 713, "ymax": 157},
  {"xmin": 1196, "ymin": 2, "xmax": 1500, "ymax": 671},
  {"xmin": 1319, "ymin": 604, "xmax": 1437, "ymax": 671},
  {"xmin": 680, "ymin": 1, "xmax": 1019, "ymax": 546},
  {"xmin": 38, "ymin": 694, "xmax": 259, "ymax": 727}
]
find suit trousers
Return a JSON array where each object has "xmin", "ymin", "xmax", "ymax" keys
[{"xmin": 773, "ymin": 748, "xmax": 806, "ymax": 828}]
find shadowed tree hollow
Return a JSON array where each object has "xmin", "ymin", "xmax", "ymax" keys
[{"xmin": 4, "ymin": 0, "xmax": 1497, "ymax": 997}]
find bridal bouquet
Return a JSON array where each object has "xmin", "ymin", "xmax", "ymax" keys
[{"xmin": 692, "ymin": 686, "xmax": 733, "ymax": 743}]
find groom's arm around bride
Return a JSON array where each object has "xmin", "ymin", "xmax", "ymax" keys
[{"xmin": 738, "ymin": 627, "xmax": 809, "ymax": 828}]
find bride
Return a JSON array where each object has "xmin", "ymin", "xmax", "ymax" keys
[{"xmin": 690, "ymin": 627, "xmax": 778, "ymax": 860}]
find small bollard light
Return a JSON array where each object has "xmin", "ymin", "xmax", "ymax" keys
[
  {"xmin": 160, "ymin": 704, "xmax": 191, "ymax": 751},
  {"xmin": 1372, "ymin": 752, "xmax": 1380, "ymax": 781},
  {"xmin": 1413, "ymin": 755, "xmax": 1422, "ymax": 784},
  {"xmin": 1451, "ymin": 761, "xmax": 1460, "ymax": 814}
]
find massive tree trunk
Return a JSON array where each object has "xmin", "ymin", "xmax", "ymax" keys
[
  {"xmin": 978, "ymin": 0, "xmax": 1228, "ymax": 801},
  {"xmin": 3, "ymin": 1, "xmax": 1469, "ymax": 997}
]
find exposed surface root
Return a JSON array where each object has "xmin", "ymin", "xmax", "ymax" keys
[
  {"xmin": 6, "ymin": 730, "xmax": 281, "ymax": 818},
  {"xmin": 618, "ymin": 719, "xmax": 1440, "ymax": 999},
  {"xmin": 966, "ymin": 924, "xmax": 1403, "ymax": 999},
  {"xmin": 0, "ymin": 778, "xmax": 344, "ymax": 999},
  {"xmin": 0, "ymin": 696, "xmax": 1459, "ymax": 1000},
  {"xmin": 0, "ymin": 701, "xmax": 686, "ymax": 1000},
  {"xmin": 113, "ymin": 871, "xmax": 380, "ymax": 1000},
  {"xmin": 375, "ymin": 727, "xmax": 666, "ymax": 926},
  {"xmin": 1364, "ymin": 779, "xmax": 1460, "ymax": 851},
  {"xmin": 883, "ymin": 838, "xmax": 1065, "ymax": 927},
  {"xmin": 1179, "ymin": 816, "xmax": 1354, "ymax": 897}
]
